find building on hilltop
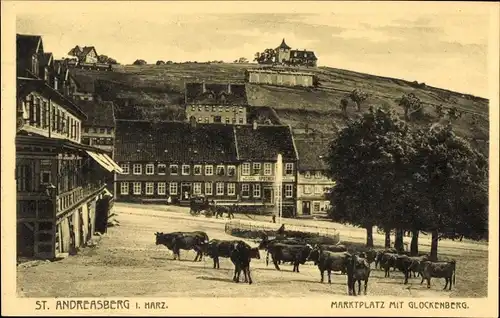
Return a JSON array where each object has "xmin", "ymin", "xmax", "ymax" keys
[
  {"xmin": 16, "ymin": 34, "xmax": 123, "ymax": 259},
  {"xmin": 114, "ymin": 120, "xmax": 240, "ymax": 205},
  {"xmin": 184, "ymin": 82, "xmax": 248, "ymax": 125},
  {"xmin": 275, "ymin": 38, "xmax": 318, "ymax": 67},
  {"xmin": 245, "ymin": 68, "xmax": 315, "ymax": 87},
  {"xmin": 294, "ymin": 138, "xmax": 336, "ymax": 217},
  {"xmin": 66, "ymin": 45, "xmax": 111, "ymax": 71}
]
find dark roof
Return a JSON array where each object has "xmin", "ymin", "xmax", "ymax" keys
[
  {"xmin": 294, "ymin": 139, "xmax": 330, "ymax": 171},
  {"xmin": 77, "ymin": 100, "xmax": 115, "ymax": 127},
  {"xmin": 81, "ymin": 46, "xmax": 97, "ymax": 56},
  {"xmin": 277, "ymin": 38, "xmax": 291, "ymax": 50},
  {"xmin": 39, "ymin": 53, "xmax": 53, "ymax": 68},
  {"xmin": 114, "ymin": 120, "xmax": 238, "ymax": 163},
  {"xmin": 68, "ymin": 45, "xmax": 82, "ymax": 56},
  {"xmin": 72, "ymin": 73, "xmax": 95, "ymax": 93},
  {"xmin": 234, "ymin": 125, "xmax": 297, "ymax": 161},
  {"xmin": 185, "ymin": 83, "xmax": 247, "ymax": 105},
  {"xmin": 17, "ymin": 34, "xmax": 42, "ymax": 60},
  {"xmin": 290, "ymin": 50, "xmax": 317, "ymax": 60}
]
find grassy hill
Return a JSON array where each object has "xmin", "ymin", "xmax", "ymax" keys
[{"xmin": 71, "ymin": 63, "xmax": 489, "ymax": 154}]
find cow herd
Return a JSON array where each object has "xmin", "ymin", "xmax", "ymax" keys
[{"xmin": 154, "ymin": 231, "xmax": 457, "ymax": 295}]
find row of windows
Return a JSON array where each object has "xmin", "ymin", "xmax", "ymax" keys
[
  {"xmin": 119, "ymin": 182, "xmax": 294, "ymax": 198},
  {"xmin": 194, "ymin": 116, "xmax": 244, "ymax": 124},
  {"xmin": 81, "ymin": 137, "xmax": 114, "ymax": 146},
  {"xmin": 304, "ymin": 171, "xmax": 324, "ymax": 179},
  {"xmin": 120, "ymin": 163, "xmax": 237, "ymax": 176},
  {"xmin": 120, "ymin": 182, "xmax": 234, "ymax": 196},
  {"xmin": 301, "ymin": 185, "xmax": 329, "ymax": 195},
  {"xmin": 24, "ymin": 94, "xmax": 81, "ymax": 141},
  {"xmin": 190, "ymin": 105, "xmax": 245, "ymax": 113},
  {"xmin": 119, "ymin": 162, "xmax": 295, "ymax": 176},
  {"xmin": 83, "ymin": 127, "xmax": 113, "ymax": 134}
]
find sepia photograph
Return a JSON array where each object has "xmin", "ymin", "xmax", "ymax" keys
[{"xmin": 2, "ymin": 1, "xmax": 499, "ymax": 316}]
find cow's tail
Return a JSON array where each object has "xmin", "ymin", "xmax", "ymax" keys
[{"xmin": 452, "ymin": 260, "xmax": 456, "ymax": 286}]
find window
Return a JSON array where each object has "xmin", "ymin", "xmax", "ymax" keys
[
  {"xmin": 193, "ymin": 165, "xmax": 202, "ymax": 175},
  {"xmin": 216, "ymin": 165, "xmax": 225, "ymax": 176},
  {"xmin": 193, "ymin": 183, "xmax": 202, "ymax": 195},
  {"xmin": 225, "ymin": 106, "xmax": 230, "ymax": 112},
  {"xmin": 198, "ymin": 106, "xmax": 202, "ymax": 112},
  {"xmin": 219, "ymin": 106, "xmax": 223, "ymax": 112},
  {"xmin": 198, "ymin": 117, "xmax": 203, "ymax": 123},
  {"xmin": 205, "ymin": 117, "xmax": 209, "ymax": 123},
  {"xmin": 205, "ymin": 165, "xmax": 213, "ymax": 176},
  {"xmin": 133, "ymin": 164, "xmax": 142, "ymax": 175},
  {"xmin": 313, "ymin": 202, "xmax": 321, "ymax": 212},
  {"xmin": 227, "ymin": 183, "xmax": 236, "ymax": 196},
  {"xmin": 99, "ymin": 128, "xmax": 105, "ymax": 134},
  {"xmin": 264, "ymin": 163, "xmax": 272, "ymax": 176},
  {"xmin": 157, "ymin": 182, "xmax": 166, "ymax": 195},
  {"xmin": 214, "ymin": 116, "xmax": 222, "ymax": 123},
  {"xmin": 133, "ymin": 182, "xmax": 142, "ymax": 195},
  {"xmin": 242, "ymin": 163, "xmax": 250, "ymax": 176},
  {"xmin": 43, "ymin": 102, "xmax": 49, "ymax": 128},
  {"xmin": 169, "ymin": 182, "xmax": 178, "ymax": 195},
  {"xmin": 145, "ymin": 164, "xmax": 154, "ymax": 175},
  {"xmin": 253, "ymin": 163, "xmax": 261, "ymax": 175},
  {"xmin": 315, "ymin": 171, "xmax": 322, "ymax": 179},
  {"xmin": 241, "ymin": 184, "xmax": 250, "ymax": 197},
  {"xmin": 212, "ymin": 106, "xmax": 216, "ymax": 112},
  {"xmin": 305, "ymin": 171, "xmax": 311, "ymax": 179},
  {"xmin": 253, "ymin": 184, "xmax": 261, "ymax": 198},
  {"xmin": 227, "ymin": 166, "xmax": 236, "ymax": 177},
  {"xmin": 232, "ymin": 118, "xmax": 236, "ymax": 124},
  {"xmin": 285, "ymin": 184, "xmax": 293, "ymax": 198},
  {"xmin": 205, "ymin": 105, "xmax": 209, "ymax": 111},
  {"xmin": 239, "ymin": 106, "xmax": 244, "ymax": 113},
  {"xmin": 315, "ymin": 185, "xmax": 323, "ymax": 194},
  {"xmin": 238, "ymin": 118, "xmax": 244, "ymax": 124},
  {"xmin": 170, "ymin": 164, "xmax": 178, "ymax": 175},
  {"xmin": 40, "ymin": 171, "xmax": 51, "ymax": 184},
  {"xmin": 205, "ymin": 182, "xmax": 213, "ymax": 195},
  {"xmin": 157, "ymin": 164, "xmax": 166, "ymax": 175},
  {"xmin": 304, "ymin": 185, "xmax": 312, "ymax": 194},
  {"xmin": 225, "ymin": 117, "xmax": 230, "ymax": 124},
  {"xmin": 216, "ymin": 182, "xmax": 224, "ymax": 195},
  {"xmin": 191, "ymin": 105, "xmax": 196, "ymax": 111},
  {"xmin": 120, "ymin": 182, "xmax": 129, "ymax": 195},
  {"xmin": 182, "ymin": 164, "xmax": 190, "ymax": 175},
  {"xmin": 120, "ymin": 163, "xmax": 130, "ymax": 174},
  {"xmin": 285, "ymin": 163, "xmax": 294, "ymax": 175}
]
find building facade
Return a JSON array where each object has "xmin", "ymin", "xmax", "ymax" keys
[
  {"xmin": 234, "ymin": 123, "xmax": 299, "ymax": 216},
  {"xmin": 16, "ymin": 34, "xmax": 123, "ymax": 260},
  {"xmin": 184, "ymin": 83, "xmax": 248, "ymax": 124},
  {"xmin": 246, "ymin": 68, "xmax": 315, "ymax": 87},
  {"xmin": 114, "ymin": 120, "xmax": 240, "ymax": 204},
  {"xmin": 78, "ymin": 99, "xmax": 116, "ymax": 153},
  {"xmin": 294, "ymin": 139, "xmax": 336, "ymax": 217}
]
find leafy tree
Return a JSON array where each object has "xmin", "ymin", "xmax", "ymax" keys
[
  {"xmin": 399, "ymin": 92, "xmax": 423, "ymax": 121},
  {"xmin": 156, "ymin": 60, "xmax": 165, "ymax": 65},
  {"xmin": 133, "ymin": 59, "xmax": 147, "ymax": 66},
  {"xmin": 349, "ymin": 89, "xmax": 368, "ymax": 112},
  {"xmin": 254, "ymin": 49, "xmax": 277, "ymax": 64}
]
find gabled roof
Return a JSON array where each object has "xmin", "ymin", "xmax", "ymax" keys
[
  {"xmin": 277, "ymin": 38, "xmax": 291, "ymax": 50},
  {"xmin": 39, "ymin": 53, "xmax": 53, "ymax": 68},
  {"xmin": 114, "ymin": 120, "xmax": 238, "ymax": 163},
  {"xmin": 17, "ymin": 34, "xmax": 43, "ymax": 60},
  {"xmin": 72, "ymin": 73, "xmax": 95, "ymax": 93},
  {"xmin": 77, "ymin": 100, "xmax": 115, "ymax": 128},
  {"xmin": 81, "ymin": 46, "xmax": 97, "ymax": 57},
  {"xmin": 234, "ymin": 124, "xmax": 297, "ymax": 161},
  {"xmin": 290, "ymin": 50, "xmax": 318, "ymax": 60},
  {"xmin": 294, "ymin": 139, "xmax": 330, "ymax": 171},
  {"xmin": 185, "ymin": 83, "xmax": 248, "ymax": 105},
  {"xmin": 68, "ymin": 45, "xmax": 82, "ymax": 56}
]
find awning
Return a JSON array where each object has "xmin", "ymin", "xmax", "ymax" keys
[
  {"xmin": 100, "ymin": 153, "xmax": 124, "ymax": 174},
  {"xmin": 86, "ymin": 150, "xmax": 114, "ymax": 173}
]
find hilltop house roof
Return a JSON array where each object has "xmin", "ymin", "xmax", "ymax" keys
[
  {"xmin": 290, "ymin": 50, "xmax": 318, "ymax": 60},
  {"xmin": 81, "ymin": 46, "xmax": 97, "ymax": 57},
  {"xmin": 76, "ymin": 100, "xmax": 116, "ymax": 128},
  {"xmin": 277, "ymin": 38, "xmax": 291, "ymax": 50},
  {"xmin": 234, "ymin": 124, "xmax": 297, "ymax": 161},
  {"xmin": 185, "ymin": 83, "xmax": 248, "ymax": 105},
  {"xmin": 68, "ymin": 45, "xmax": 82, "ymax": 56},
  {"xmin": 114, "ymin": 120, "xmax": 238, "ymax": 163},
  {"xmin": 294, "ymin": 139, "xmax": 330, "ymax": 171}
]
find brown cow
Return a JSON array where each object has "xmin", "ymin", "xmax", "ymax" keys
[{"xmin": 420, "ymin": 260, "xmax": 456, "ymax": 290}]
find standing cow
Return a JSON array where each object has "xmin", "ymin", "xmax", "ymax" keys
[
  {"xmin": 308, "ymin": 248, "xmax": 351, "ymax": 284},
  {"xmin": 266, "ymin": 243, "xmax": 313, "ymax": 272},
  {"xmin": 420, "ymin": 260, "xmax": 457, "ymax": 290},
  {"xmin": 154, "ymin": 231, "xmax": 209, "ymax": 261},
  {"xmin": 207, "ymin": 239, "xmax": 260, "ymax": 269},
  {"xmin": 345, "ymin": 254, "xmax": 371, "ymax": 296},
  {"xmin": 230, "ymin": 241, "xmax": 259, "ymax": 284}
]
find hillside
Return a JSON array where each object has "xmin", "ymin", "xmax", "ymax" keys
[{"xmin": 70, "ymin": 63, "xmax": 489, "ymax": 154}]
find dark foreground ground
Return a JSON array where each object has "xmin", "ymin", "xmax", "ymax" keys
[{"xmin": 17, "ymin": 203, "xmax": 488, "ymax": 298}]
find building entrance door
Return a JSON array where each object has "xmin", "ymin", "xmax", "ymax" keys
[
  {"xmin": 181, "ymin": 183, "xmax": 192, "ymax": 200},
  {"xmin": 302, "ymin": 201, "xmax": 311, "ymax": 215},
  {"xmin": 263, "ymin": 187, "xmax": 274, "ymax": 204}
]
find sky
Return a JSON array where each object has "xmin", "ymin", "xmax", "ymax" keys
[{"xmin": 13, "ymin": 1, "xmax": 495, "ymax": 98}]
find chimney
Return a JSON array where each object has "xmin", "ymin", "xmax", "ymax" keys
[
  {"xmin": 252, "ymin": 120, "xmax": 258, "ymax": 130},
  {"xmin": 202, "ymin": 82, "xmax": 206, "ymax": 93}
]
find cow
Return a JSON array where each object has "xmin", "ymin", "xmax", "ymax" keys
[
  {"xmin": 345, "ymin": 254, "xmax": 371, "ymax": 296},
  {"xmin": 308, "ymin": 248, "xmax": 351, "ymax": 283},
  {"xmin": 230, "ymin": 241, "xmax": 256, "ymax": 284},
  {"xmin": 379, "ymin": 253, "xmax": 399, "ymax": 277},
  {"xmin": 207, "ymin": 239, "xmax": 260, "ymax": 269},
  {"xmin": 314, "ymin": 244, "xmax": 348, "ymax": 253},
  {"xmin": 258, "ymin": 237, "xmax": 305, "ymax": 266},
  {"xmin": 154, "ymin": 231, "xmax": 209, "ymax": 261},
  {"xmin": 266, "ymin": 243, "xmax": 313, "ymax": 272},
  {"xmin": 213, "ymin": 205, "xmax": 235, "ymax": 219},
  {"xmin": 420, "ymin": 260, "xmax": 456, "ymax": 290}
]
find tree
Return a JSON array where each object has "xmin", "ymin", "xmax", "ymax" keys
[
  {"xmin": 235, "ymin": 57, "xmax": 248, "ymax": 64},
  {"xmin": 399, "ymin": 92, "xmax": 423, "ymax": 121},
  {"xmin": 325, "ymin": 106, "xmax": 414, "ymax": 247},
  {"xmin": 435, "ymin": 104, "xmax": 444, "ymax": 118},
  {"xmin": 254, "ymin": 48, "xmax": 277, "ymax": 64},
  {"xmin": 133, "ymin": 59, "xmax": 147, "ymax": 65},
  {"xmin": 447, "ymin": 106, "xmax": 459, "ymax": 121},
  {"xmin": 339, "ymin": 98, "xmax": 349, "ymax": 117},
  {"xmin": 156, "ymin": 60, "xmax": 165, "ymax": 65},
  {"xmin": 410, "ymin": 124, "xmax": 488, "ymax": 260},
  {"xmin": 349, "ymin": 89, "xmax": 368, "ymax": 112}
]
